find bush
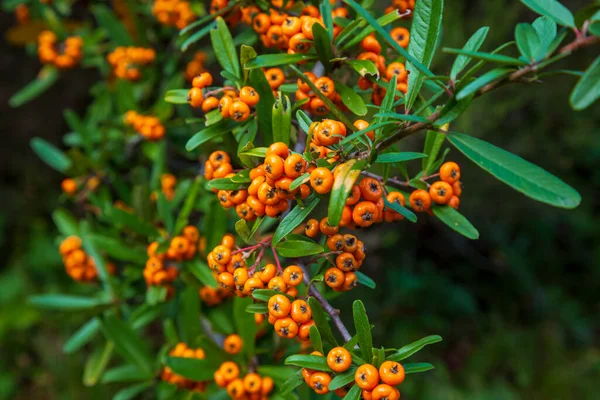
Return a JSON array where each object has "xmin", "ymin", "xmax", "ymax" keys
[{"xmin": 4, "ymin": 0, "xmax": 599, "ymax": 398}]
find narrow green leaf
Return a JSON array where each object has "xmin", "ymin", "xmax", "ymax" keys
[
  {"xmin": 436, "ymin": 96, "xmax": 474, "ymax": 126},
  {"xmin": 234, "ymin": 297, "xmax": 258, "ymax": 357},
  {"xmin": 456, "ymin": 68, "xmax": 513, "ymax": 100},
  {"xmin": 570, "ymin": 55, "xmax": 600, "ymax": 110},
  {"xmin": 383, "ymin": 196, "xmax": 417, "ymax": 223},
  {"xmin": 272, "ymin": 93, "xmax": 292, "ymax": 145},
  {"xmin": 252, "ymin": 289, "xmax": 294, "ymax": 303},
  {"xmin": 164, "ymin": 89, "xmax": 189, "ymax": 104},
  {"xmin": 308, "ymin": 297, "xmax": 339, "ymax": 346},
  {"xmin": 113, "ymin": 382, "xmax": 152, "ymax": 400},
  {"xmin": 376, "ymin": 152, "xmax": 427, "ymax": 163},
  {"xmin": 404, "ymin": 362, "xmax": 435, "ymax": 374},
  {"xmin": 447, "ymin": 132, "xmax": 581, "ymax": 208},
  {"xmin": 328, "ymin": 368, "xmax": 357, "ymax": 390},
  {"xmin": 257, "ymin": 366, "xmax": 298, "ymax": 384},
  {"xmin": 157, "ymin": 193, "xmax": 174, "ymax": 233},
  {"xmin": 210, "ymin": 17, "xmax": 240, "ymax": 78},
  {"xmin": 101, "ymin": 365, "xmax": 149, "ymax": 384},
  {"xmin": 388, "ymin": 335, "xmax": 443, "ymax": 361},
  {"xmin": 165, "ymin": 357, "xmax": 217, "ymax": 381},
  {"xmin": 250, "ymin": 68, "xmax": 275, "ymax": 145},
  {"xmin": 80, "ymin": 221, "xmax": 114, "ymax": 294},
  {"xmin": 345, "ymin": 59, "xmax": 379, "ymax": 78},
  {"xmin": 313, "ymin": 23, "xmax": 335, "ymax": 72},
  {"xmin": 29, "ymin": 294, "xmax": 109, "ymax": 310},
  {"xmin": 275, "ymin": 239, "xmax": 324, "ymax": 258},
  {"xmin": 432, "ymin": 205, "xmax": 479, "ymax": 239},
  {"xmin": 63, "ymin": 318, "xmax": 101, "ymax": 354},
  {"xmin": 30, "ymin": 137, "xmax": 72, "ymax": 173},
  {"xmin": 356, "ymin": 271, "xmax": 376, "ymax": 289},
  {"xmin": 374, "ymin": 112, "xmax": 429, "ymax": 123},
  {"xmin": 353, "ymin": 300, "xmax": 373, "ymax": 362},
  {"xmin": 245, "ymin": 54, "xmax": 318, "ymax": 69},
  {"xmin": 92, "ymin": 5, "xmax": 134, "ymax": 45},
  {"xmin": 52, "ymin": 208, "xmax": 79, "ymax": 236},
  {"xmin": 180, "ymin": 286, "xmax": 202, "ymax": 346},
  {"xmin": 246, "ymin": 303, "xmax": 268, "ymax": 314},
  {"xmin": 328, "ymin": 160, "xmax": 368, "ymax": 227},
  {"xmin": 405, "ymin": 0, "xmax": 445, "ymax": 109},
  {"xmin": 319, "ymin": 0, "xmax": 334, "ymax": 40},
  {"xmin": 101, "ymin": 315, "xmax": 154, "ymax": 376},
  {"xmin": 182, "ymin": 21, "xmax": 215, "ymax": 52},
  {"xmin": 520, "ymin": 0, "xmax": 575, "ymax": 28},
  {"xmin": 273, "ymin": 197, "xmax": 320, "ymax": 244},
  {"xmin": 309, "ymin": 326, "xmax": 324, "ymax": 355},
  {"xmin": 174, "ymin": 177, "xmax": 202, "ymax": 233},
  {"xmin": 9, "ymin": 66, "xmax": 58, "ymax": 107},
  {"xmin": 344, "ymin": 381, "xmax": 362, "ymax": 399},
  {"xmin": 89, "ymin": 234, "xmax": 146, "ymax": 262},
  {"xmin": 450, "ymin": 27, "xmax": 490, "ymax": 80},
  {"xmin": 107, "ymin": 206, "xmax": 159, "ymax": 237},
  {"xmin": 284, "ymin": 355, "xmax": 331, "ymax": 371},
  {"xmin": 186, "ymin": 120, "xmax": 238, "ymax": 151},
  {"xmin": 335, "ymin": 81, "xmax": 368, "ymax": 116},
  {"xmin": 445, "ymin": 48, "xmax": 528, "ymax": 66},
  {"xmin": 83, "ymin": 342, "xmax": 114, "ymax": 386},
  {"xmin": 280, "ymin": 370, "xmax": 304, "ymax": 396},
  {"xmin": 342, "ymin": 10, "xmax": 404, "ymax": 50}
]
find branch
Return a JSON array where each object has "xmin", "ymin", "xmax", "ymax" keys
[{"xmin": 297, "ymin": 262, "xmax": 352, "ymax": 343}]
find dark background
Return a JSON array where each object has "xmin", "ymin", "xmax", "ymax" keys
[{"xmin": 1, "ymin": 1, "xmax": 599, "ymax": 399}]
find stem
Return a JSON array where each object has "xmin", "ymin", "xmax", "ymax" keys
[{"xmin": 297, "ymin": 263, "xmax": 352, "ymax": 342}]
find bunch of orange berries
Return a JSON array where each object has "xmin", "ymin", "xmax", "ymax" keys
[
  {"xmin": 59, "ymin": 236, "xmax": 115, "ymax": 282},
  {"xmin": 214, "ymin": 361, "xmax": 274, "ymax": 399},
  {"xmin": 408, "ymin": 161, "xmax": 463, "ymax": 212},
  {"xmin": 301, "ymin": 350, "xmax": 346, "ymax": 396},
  {"xmin": 152, "ymin": 0, "xmax": 196, "ymax": 29},
  {"xmin": 296, "ymin": 73, "xmax": 346, "ymax": 116},
  {"xmin": 386, "ymin": 0, "xmax": 416, "ymax": 17},
  {"xmin": 355, "ymin": 361, "xmax": 405, "ymax": 400},
  {"xmin": 124, "ymin": 110, "xmax": 165, "ymax": 141},
  {"xmin": 161, "ymin": 342, "xmax": 207, "ymax": 392},
  {"xmin": 204, "ymin": 150, "xmax": 234, "ymax": 181},
  {"xmin": 184, "ymin": 51, "xmax": 207, "ymax": 82},
  {"xmin": 306, "ymin": 118, "xmax": 348, "ymax": 160},
  {"xmin": 107, "ymin": 46, "xmax": 155, "ymax": 81},
  {"xmin": 160, "ymin": 173, "xmax": 177, "ymax": 201},
  {"xmin": 187, "ymin": 72, "xmax": 260, "ymax": 123},
  {"xmin": 199, "ymin": 284, "xmax": 233, "ymax": 306},
  {"xmin": 37, "ymin": 31, "xmax": 83, "ymax": 69},
  {"xmin": 266, "ymin": 293, "xmax": 315, "ymax": 340}
]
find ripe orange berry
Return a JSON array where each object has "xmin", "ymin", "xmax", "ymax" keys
[
  {"xmin": 290, "ymin": 299, "xmax": 312, "ymax": 324},
  {"xmin": 429, "ymin": 181, "xmax": 454, "ymax": 204},
  {"xmin": 361, "ymin": 34, "xmax": 382, "ymax": 54},
  {"xmin": 355, "ymin": 364, "xmax": 379, "ymax": 390},
  {"xmin": 202, "ymin": 96, "xmax": 219, "ymax": 113},
  {"xmin": 252, "ymin": 13, "xmax": 271, "ymax": 33},
  {"xmin": 352, "ymin": 201, "xmax": 378, "ymax": 227},
  {"xmin": 226, "ymin": 378, "xmax": 245, "ymax": 399},
  {"xmin": 243, "ymin": 373, "xmax": 262, "ymax": 393},
  {"xmin": 209, "ymin": 151, "xmax": 231, "ymax": 168},
  {"xmin": 327, "ymin": 234, "xmax": 344, "ymax": 252},
  {"xmin": 354, "ymin": 119, "xmax": 374, "ymax": 140},
  {"xmin": 282, "ymin": 265, "xmax": 303, "ymax": 286},
  {"xmin": 309, "ymin": 167, "xmax": 334, "ymax": 194},
  {"xmin": 267, "ymin": 276, "xmax": 287, "ymax": 292},
  {"xmin": 219, "ymin": 96, "xmax": 234, "ymax": 117},
  {"xmin": 274, "ymin": 317, "xmax": 299, "ymax": 339},
  {"xmin": 283, "ymin": 154, "xmax": 306, "ymax": 179},
  {"xmin": 409, "ymin": 189, "xmax": 431, "ymax": 212},
  {"xmin": 449, "ymin": 195, "xmax": 460, "ymax": 209},
  {"xmin": 336, "ymin": 252, "xmax": 357, "ymax": 272},
  {"xmin": 390, "ymin": 27, "xmax": 410, "ymax": 48},
  {"xmin": 386, "ymin": 62, "xmax": 407, "ymax": 81},
  {"xmin": 319, "ymin": 217, "xmax": 339, "ymax": 235},
  {"xmin": 324, "ymin": 268, "xmax": 344, "ymax": 288},
  {"xmin": 212, "ymin": 245, "xmax": 231, "ymax": 265},
  {"xmin": 297, "ymin": 71, "xmax": 316, "ymax": 93},
  {"xmin": 220, "ymin": 361, "xmax": 240, "ymax": 381},
  {"xmin": 452, "ymin": 181, "xmax": 463, "ymax": 197},
  {"xmin": 239, "ymin": 86, "xmax": 260, "ymax": 106},
  {"xmin": 268, "ymin": 294, "xmax": 292, "ymax": 318},
  {"xmin": 265, "ymin": 68, "xmax": 285, "ymax": 89},
  {"xmin": 305, "ymin": 218, "xmax": 319, "ymax": 238},
  {"xmin": 223, "ymin": 334, "xmax": 243, "ymax": 355},
  {"xmin": 359, "ymin": 177, "xmax": 383, "ymax": 202},
  {"xmin": 440, "ymin": 161, "xmax": 460, "ymax": 184},
  {"xmin": 379, "ymin": 361, "xmax": 405, "ymax": 386},
  {"xmin": 61, "ymin": 178, "xmax": 77, "ymax": 195},
  {"xmin": 264, "ymin": 154, "xmax": 285, "ymax": 180},
  {"xmin": 310, "ymin": 97, "xmax": 329, "ymax": 115},
  {"xmin": 314, "ymin": 77, "xmax": 336, "ymax": 98},
  {"xmin": 243, "ymin": 276, "xmax": 264, "ymax": 295},
  {"xmin": 298, "ymin": 319, "xmax": 316, "ymax": 341},
  {"xmin": 282, "ymin": 16, "xmax": 302, "ymax": 36},
  {"xmin": 261, "ymin": 376, "xmax": 274, "ymax": 395},
  {"xmin": 192, "ymin": 72, "xmax": 213, "ymax": 88},
  {"xmin": 327, "ymin": 347, "xmax": 352, "ymax": 372},
  {"xmin": 229, "ymin": 101, "xmax": 251, "ymax": 122},
  {"xmin": 267, "ymin": 142, "xmax": 289, "ymax": 158},
  {"xmin": 371, "ymin": 384, "xmax": 400, "ymax": 400},
  {"xmin": 187, "ymin": 87, "xmax": 204, "ymax": 108},
  {"xmin": 309, "ymin": 372, "xmax": 331, "ymax": 395}
]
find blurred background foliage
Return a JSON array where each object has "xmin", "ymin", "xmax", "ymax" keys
[{"xmin": 1, "ymin": 1, "xmax": 599, "ymax": 399}]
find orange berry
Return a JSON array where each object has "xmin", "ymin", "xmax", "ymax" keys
[
  {"xmin": 309, "ymin": 167, "xmax": 334, "ymax": 194},
  {"xmin": 429, "ymin": 181, "xmax": 454, "ymax": 204},
  {"xmin": 327, "ymin": 347, "xmax": 352, "ymax": 372},
  {"xmin": 355, "ymin": 364, "xmax": 379, "ymax": 391},
  {"xmin": 440, "ymin": 161, "xmax": 460, "ymax": 184},
  {"xmin": 379, "ymin": 361, "xmax": 405, "ymax": 386},
  {"xmin": 239, "ymin": 86, "xmax": 260, "ymax": 106}
]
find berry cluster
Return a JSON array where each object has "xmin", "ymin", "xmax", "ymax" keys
[
  {"xmin": 266, "ymin": 293, "xmax": 315, "ymax": 340},
  {"xmin": 124, "ymin": 110, "xmax": 165, "ymax": 141},
  {"xmin": 59, "ymin": 236, "xmax": 115, "ymax": 282},
  {"xmin": 297, "ymin": 74, "xmax": 345, "ymax": 116},
  {"xmin": 187, "ymin": 72, "xmax": 260, "ymax": 123},
  {"xmin": 152, "ymin": 0, "xmax": 196, "ymax": 29},
  {"xmin": 355, "ymin": 361, "xmax": 405, "ymax": 400},
  {"xmin": 386, "ymin": 0, "xmax": 416, "ymax": 16},
  {"xmin": 107, "ymin": 46, "xmax": 155, "ymax": 81},
  {"xmin": 204, "ymin": 150, "xmax": 234, "ymax": 181},
  {"xmin": 161, "ymin": 343, "xmax": 207, "ymax": 392},
  {"xmin": 160, "ymin": 173, "xmax": 177, "ymax": 201},
  {"xmin": 184, "ymin": 51, "xmax": 207, "ymax": 82},
  {"xmin": 357, "ymin": 54, "xmax": 409, "ymax": 102},
  {"xmin": 408, "ymin": 162, "xmax": 463, "ymax": 212},
  {"xmin": 214, "ymin": 361, "xmax": 274, "ymax": 399},
  {"xmin": 37, "ymin": 31, "xmax": 83, "ymax": 69}
]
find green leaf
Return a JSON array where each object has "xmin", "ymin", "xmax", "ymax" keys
[
  {"xmin": 352, "ymin": 300, "xmax": 373, "ymax": 362},
  {"xmin": 182, "ymin": 21, "xmax": 215, "ymax": 52},
  {"xmin": 328, "ymin": 160, "xmax": 367, "ymax": 226},
  {"xmin": 187, "ymin": 260, "xmax": 219, "ymax": 288},
  {"xmin": 239, "ymin": 147, "xmax": 268, "ymax": 157},
  {"xmin": 164, "ymin": 89, "xmax": 189, "ymax": 104},
  {"xmin": 374, "ymin": 112, "xmax": 429, "ymax": 123},
  {"xmin": 450, "ymin": 27, "xmax": 490, "ymax": 80},
  {"xmin": 319, "ymin": 0, "xmax": 334, "ymax": 40},
  {"xmin": 432, "ymin": 205, "xmax": 479, "ymax": 239},
  {"xmin": 210, "ymin": 17, "xmax": 240, "ymax": 78},
  {"xmin": 445, "ymin": 48, "xmax": 528, "ymax": 66},
  {"xmin": 532, "ymin": 16, "xmax": 557, "ymax": 60},
  {"xmin": 174, "ymin": 178, "xmax": 202, "ymax": 233},
  {"xmin": 252, "ymin": 289, "xmax": 294, "ymax": 303},
  {"xmin": 356, "ymin": 271, "xmax": 376, "ymax": 289},
  {"xmin": 345, "ymin": 59, "xmax": 379, "ymax": 78},
  {"xmin": 342, "ymin": 9, "xmax": 404, "ymax": 50},
  {"xmin": 63, "ymin": 318, "xmax": 101, "ymax": 354},
  {"xmin": 436, "ymin": 96, "xmax": 474, "ymax": 126},
  {"xmin": 308, "ymin": 297, "xmax": 339, "ymax": 346},
  {"xmin": 165, "ymin": 357, "xmax": 217, "ymax": 381},
  {"xmin": 180, "ymin": 286, "xmax": 202, "ymax": 346},
  {"xmin": 272, "ymin": 93, "xmax": 292, "ymax": 146},
  {"xmin": 372, "ymin": 75, "xmax": 397, "ymax": 140},
  {"xmin": 101, "ymin": 365, "xmax": 150, "ymax": 384},
  {"xmin": 101, "ymin": 315, "xmax": 154, "ymax": 376},
  {"xmin": 157, "ymin": 193, "xmax": 174, "ymax": 233},
  {"xmin": 9, "ymin": 66, "xmax": 59, "ymax": 107},
  {"xmin": 456, "ymin": 68, "xmax": 513, "ymax": 100},
  {"xmin": 29, "ymin": 294, "xmax": 109, "ymax": 310},
  {"xmin": 388, "ymin": 335, "xmax": 443, "ymax": 361},
  {"xmin": 344, "ymin": 382, "xmax": 362, "ymax": 399},
  {"xmin": 447, "ymin": 132, "xmax": 581, "ymax": 208},
  {"xmin": 240, "ymin": 45, "xmax": 258, "ymax": 83},
  {"xmin": 89, "ymin": 234, "xmax": 146, "ymax": 262},
  {"xmin": 309, "ymin": 326, "xmax": 324, "ymax": 355},
  {"xmin": 515, "ymin": 23, "xmax": 541, "ymax": 62},
  {"xmin": 250, "ymin": 68, "xmax": 275, "ymax": 145},
  {"xmin": 335, "ymin": 81, "xmax": 368, "ymax": 116},
  {"xmin": 80, "ymin": 221, "xmax": 115, "ymax": 294},
  {"xmin": 257, "ymin": 366, "xmax": 298, "ymax": 384},
  {"xmin": 52, "ymin": 208, "xmax": 79, "ymax": 236},
  {"xmin": 186, "ymin": 120, "xmax": 238, "ymax": 151},
  {"xmin": 280, "ymin": 370, "xmax": 304, "ymax": 396},
  {"xmin": 272, "ymin": 197, "xmax": 320, "ymax": 244},
  {"xmin": 30, "ymin": 137, "xmax": 72, "ymax": 173},
  {"xmin": 92, "ymin": 5, "xmax": 134, "ymax": 45},
  {"xmin": 163, "ymin": 319, "xmax": 180, "ymax": 347},
  {"xmin": 569, "ymin": 55, "xmax": 600, "ymax": 110},
  {"xmin": 107, "ymin": 206, "xmax": 159, "ymax": 237},
  {"xmin": 234, "ymin": 297, "xmax": 258, "ymax": 358},
  {"xmin": 313, "ymin": 23, "xmax": 335, "ymax": 72},
  {"xmin": 405, "ymin": 0, "xmax": 445, "ymax": 109},
  {"xmin": 275, "ymin": 238, "xmax": 324, "ymax": 258},
  {"xmin": 284, "ymin": 355, "xmax": 331, "ymax": 371},
  {"xmin": 328, "ymin": 368, "xmax": 356, "ymax": 390},
  {"xmin": 246, "ymin": 303, "xmax": 268, "ymax": 314},
  {"xmin": 520, "ymin": 0, "xmax": 575, "ymax": 28},
  {"xmin": 245, "ymin": 53, "xmax": 318, "ymax": 69},
  {"xmin": 404, "ymin": 362, "xmax": 435, "ymax": 374},
  {"xmin": 383, "ymin": 196, "xmax": 417, "ymax": 223},
  {"xmin": 83, "ymin": 342, "xmax": 113, "ymax": 386},
  {"xmin": 113, "ymin": 382, "xmax": 152, "ymax": 400}
]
